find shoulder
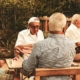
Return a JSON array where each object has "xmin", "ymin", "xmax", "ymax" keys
[
  {"xmin": 67, "ymin": 24, "xmax": 77, "ymax": 31},
  {"xmin": 37, "ymin": 30, "xmax": 44, "ymax": 36},
  {"xmin": 34, "ymin": 38, "xmax": 47, "ymax": 47},
  {"xmin": 65, "ymin": 37, "xmax": 75, "ymax": 45},
  {"xmin": 65, "ymin": 24, "xmax": 77, "ymax": 36},
  {"xmin": 19, "ymin": 29, "xmax": 28, "ymax": 33},
  {"xmin": 18, "ymin": 29, "xmax": 29, "ymax": 34},
  {"xmin": 38, "ymin": 30, "xmax": 43, "ymax": 33}
]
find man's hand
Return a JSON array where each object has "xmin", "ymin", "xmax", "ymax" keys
[{"xmin": 14, "ymin": 44, "xmax": 34, "ymax": 57}]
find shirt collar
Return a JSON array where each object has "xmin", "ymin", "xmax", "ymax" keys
[
  {"xmin": 27, "ymin": 29, "xmax": 38, "ymax": 36},
  {"xmin": 27, "ymin": 29, "xmax": 31, "ymax": 35},
  {"xmin": 70, "ymin": 24, "xmax": 78, "ymax": 29},
  {"xmin": 48, "ymin": 33, "xmax": 65, "ymax": 38}
]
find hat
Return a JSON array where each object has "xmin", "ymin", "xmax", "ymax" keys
[{"xmin": 28, "ymin": 17, "xmax": 40, "ymax": 24}]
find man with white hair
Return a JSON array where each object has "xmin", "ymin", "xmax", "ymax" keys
[
  {"xmin": 14, "ymin": 17, "xmax": 44, "ymax": 59},
  {"xmin": 65, "ymin": 14, "xmax": 80, "ymax": 61},
  {"xmin": 22, "ymin": 12, "xmax": 76, "ymax": 80}
]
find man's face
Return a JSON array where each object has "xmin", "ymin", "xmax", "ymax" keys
[
  {"xmin": 29, "ymin": 22, "xmax": 40, "ymax": 35},
  {"xmin": 75, "ymin": 19, "xmax": 80, "ymax": 28}
]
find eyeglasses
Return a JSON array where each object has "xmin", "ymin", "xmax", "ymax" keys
[{"xmin": 30, "ymin": 25, "xmax": 40, "ymax": 29}]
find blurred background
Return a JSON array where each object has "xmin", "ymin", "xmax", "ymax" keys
[{"xmin": 0, "ymin": 0, "xmax": 80, "ymax": 58}]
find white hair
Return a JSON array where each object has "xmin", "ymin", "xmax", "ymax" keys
[
  {"xmin": 71, "ymin": 14, "xmax": 80, "ymax": 24},
  {"xmin": 49, "ymin": 12, "xmax": 67, "ymax": 31},
  {"xmin": 28, "ymin": 17, "xmax": 40, "ymax": 24}
]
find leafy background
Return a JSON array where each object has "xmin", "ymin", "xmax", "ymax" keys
[{"xmin": 0, "ymin": 0, "xmax": 80, "ymax": 58}]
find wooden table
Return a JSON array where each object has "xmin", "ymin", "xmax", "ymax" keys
[
  {"xmin": 6, "ymin": 58, "xmax": 23, "ymax": 80},
  {"xmin": 6, "ymin": 58, "xmax": 23, "ymax": 69},
  {"xmin": 6, "ymin": 58, "xmax": 80, "ymax": 80}
]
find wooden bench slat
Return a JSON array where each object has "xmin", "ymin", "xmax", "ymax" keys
[{"xmin": 35, "ymin": 67, "xmax": 80, "ymax": 80}]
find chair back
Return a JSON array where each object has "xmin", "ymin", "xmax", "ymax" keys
[{"xmin": 34, "ymin": 67, "xmax": 80, "ymax": 80}]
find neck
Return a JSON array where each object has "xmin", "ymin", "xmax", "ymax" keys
[
  {"xmin": 50, "ymin": 31, "xmax": 64, "ymax": 34},
  {"xmin": 30, "ymin": 31, "xmax": 37, "ymax": 35}
]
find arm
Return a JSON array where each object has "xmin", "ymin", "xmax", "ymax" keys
[
  {"xmin": 74, "ymin": 42, "xmax": 80, "ymax": 61},
  {"xmin": 76, "ymin": 42, "xmax": 80, "ymax": 47},
  {"xmin": 15, "ymin": 44, "xmax": 34, "ymax": 49},
  {"xmin": 14, "ymin": 44, "xmax": 34, "ymax": 58},
  {"xmin": 74, "ymin": 54, "xmax": 80, "ymax": 61},
  {"xmin": 65, "ymin": 29, "xmax": 80, "ymax": 61},
  {"xmin": 22, "ymin": 44, "xmax": 40, "ymax": 77}
]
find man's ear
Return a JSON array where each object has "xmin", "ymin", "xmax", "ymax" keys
[
  {"xmin": 27, "ymin": 24, "xmax": 30, "ymax": 29},
  {"xmin": 27, "ymin": 26, "xmax": 29, "ymax": 29}
]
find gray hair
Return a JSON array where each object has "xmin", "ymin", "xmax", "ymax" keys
[
  {"xmin": 49, "ymin": 12, "xmax": 66, "ymax": 31},
  {"xmin": 28, "ymin": 17, "xmax": 40, "ymax": 24},
  {"xmin": 71, "ymin": 14, "xmax": 80, "ymax": 24}
]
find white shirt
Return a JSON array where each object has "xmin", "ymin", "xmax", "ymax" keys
[
  {"xmin": 65, "ymin": 24, "xmax": 80, "ymax": 43},
  {"xmin": 15, "ymin": 29, "xmax": 44, "ymax": 46}
]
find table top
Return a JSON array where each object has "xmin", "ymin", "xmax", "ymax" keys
[
  {"xmin": 6, "ymin": 58, "xmax": 80, "ymax": 69},
  {"xmin": 71, "ymin": 61, "xmax": 80, "ymax": 67},
  {"xmin": 6, "ymin": 58, "xmax": 23, "ymax": 69}
]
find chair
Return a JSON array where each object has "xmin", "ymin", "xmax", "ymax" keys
[{"xmin": 34, "ymin": 67, "xmax": 80, "ymax": 80}]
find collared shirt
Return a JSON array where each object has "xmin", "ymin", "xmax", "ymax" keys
[
  {"xmin": 65, "ymin": 24, "xmax": 80, "ymax": 43},
  {"xmin": 15, "ymin": 29, "xmax": 44, "ymax": 46},
  {"xmin": 22, "ymin": 34, "xmax": 76, "ymax": 80}
]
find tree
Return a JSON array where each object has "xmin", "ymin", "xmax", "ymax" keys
[
  {"xmin": 33, "ymin": 0, "xmax": 80, "ymax": 17},
  {"xmin": 0, "ymin": 0, "xmax": 80, "ymax": 58}
]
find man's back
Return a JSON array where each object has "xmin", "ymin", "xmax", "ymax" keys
[
  {"xmin": 37, "ymin": 34, "xmax": 75, "ymax": 68},
  {"xmin": 23, "ymin": 34, "xmax": 75, "ymax": 80},
  {"xmin": 22, "ymin": 13, "xmax": 76, "ymax": 80}
]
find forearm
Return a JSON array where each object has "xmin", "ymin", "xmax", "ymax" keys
[
  {"xmin": 74, "ymin": 54, "xmax": 80, "ymax": 61},
  {"xmin": 74, "ymin": 42, "xmax": 80, "ymax": 61},
  {"xmin": 14, "ymin": 44, "xmax": 34, "ymax": 57},
  {"xmin": 76, "ymin": 42, "xmax": 80, "ymax": 47},
  {"xmin": 16, "ymin": 44, "xmax": 34, "ymax": 49},
  {"xmin": 22, "ymin": 59, "xmax": 34, "ymax": 77}
]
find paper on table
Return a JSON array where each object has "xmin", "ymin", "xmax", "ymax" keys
[
  {"xmin": 9, "ymin": 58, "xmax": 23, "ymax": 67},
  {"xmin": 71, "ymin": 62, "xmax": 80, "ymax": 67}
]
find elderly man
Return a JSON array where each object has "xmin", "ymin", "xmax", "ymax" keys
[
  {"xmin": 65, "ymin": 14, "xmax": 80, "ymax": 61},
  {"xmin": 22, "ymin": 12, "xmax": 76, "ymax": 80},
  {"xmin": 14, "ymin": 17, "xmax": 44, "ymax": 59}
]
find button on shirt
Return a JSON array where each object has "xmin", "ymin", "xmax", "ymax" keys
[
  {"xmin": 22, "ymin": 34, "xmax": 76, "ymax": 80},
  {"xmin": 15, "ymin": 29, "xmax": 44, "ymax": 46}
]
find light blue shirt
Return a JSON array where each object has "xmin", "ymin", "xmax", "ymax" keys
[{"xmin": 22, "ymin": 33, "xmax": 76, "ymax": 80}]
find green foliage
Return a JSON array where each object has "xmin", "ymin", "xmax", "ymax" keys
[
  {"xmin": 34, "ymin": 0, "xmax": 80, "ymax": 17},
  {"xmin": 0, "ymin": 0, "xmax": 80, "ymax": 58}
]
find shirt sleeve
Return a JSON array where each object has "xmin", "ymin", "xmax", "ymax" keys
[
  {"xmin": 15, "ymin": 32, "xmax": 24, "ymax": 46},
  {"xmin": 22, "ymin": 44, "xmax": 40, "ymax": 77}
]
